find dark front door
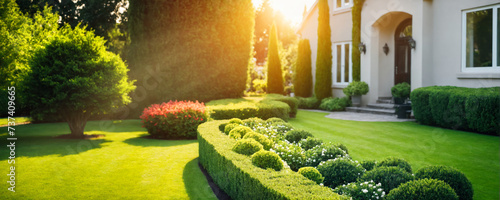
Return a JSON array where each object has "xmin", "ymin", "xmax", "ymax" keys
[{"xmin": 394, "ymin": 19, "xmax": 412, "ymax": 85}]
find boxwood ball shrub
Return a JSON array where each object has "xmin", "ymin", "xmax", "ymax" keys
[
  {"xmin": 243, "ymin": 132, "xmax": 273, "ymax": 150},
  {"xmin": 377, "ymin": 157, "xmax": 412, "ymax": 173},
  {"xmin": 266, "ymin": 117, "xmax": 285, "ymax": 123},
  {"xmin": 224, "ymin": 123, "xmax": 240, "ymax": 135},
  {"xmin": 285, "ymin": 130, "xmax": 314, "ymax": 143},
  {"xmin": 316, "ymin": 157, "xmax": 366, "ymax": 189},
  {"xmin": 298, "ymin": 167, "xmax": 324, "ymax": 184},
  {"xmin": 360, "ymin": 160, "xmax": 377, "ymax": 171},
  {"xmin": 299, "ymin": 137, "xmax": 323, "ymax": 150},
  {"xmin": 305, "ymin": 142, "xmax": 348, "ymax": 166},
  {"xmin": 272, "ymin": 141, "xmax": 306, "ymax": 171},
  {"xmin": 140, "ymin": 100, "xmax": 207, "ymax": 139},
  {"xmin": 229, "ymin": 126, "xmax": 253, "ymax": 139},
  {"xmin": 333, "ymin": 180, "xmax": 386, "ymax": 200},
  {"xmin": 343, "ymin": 81, "xmax": 369, "ymax": 96},
  {"xmin": 415, "ymin": 165, "xmax": 473, "ymax": 200},
  {"xmin": 360, "ymin": 166, "xmax": 414, "ymax": 192},
  {"xmin": 251, "ymin": 150, "xmax": 284, "ymax": 171},
  {"xmin": 229, "ymin": 118, "xmax": 243, "ymax": 125},
  {"xmin": 232, "ymin": 139, "xmax": 263, "ymax": 156},
  {"xmin": 386, "ymin": 178, "xmax": 458, "ymax": 200}
]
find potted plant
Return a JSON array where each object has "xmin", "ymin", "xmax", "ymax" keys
[
  {"xmin": 343, "ymin": 81, "xmax": 369, "ymax": 107},
  {"xmin": 391, "ymin": 82, "xmax": 411, "ymax": 104}
]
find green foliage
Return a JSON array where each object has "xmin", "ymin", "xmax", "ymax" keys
[
  {"xmin": 298, "ymin": 167, "xmax": 324, "ymax": 184},
  {"xmin": 377, "ymin": 157, "xmax": 413, "ymax": 173},
  {"xmin": 285, "ymin": 130, "xmax": 313, "ymax": 143},
  {"xmin": 266, "ymin": 23, "xmax": 284, "ymax": 94},
  {"xmin": 294, "ymin": 39, "xmax": 313, "ymax": 97},
  {"xmin": 299, "ymin": 137, "xmax": 323, "ymax": 151},
  {"xmin": 296, "ymin": 96, "xmax": 320, "ymax": 109},
  {"xmin": 24, "ymin": 24, "xmax": 135, "ymax": 137},
  {"xmin": 265, "ymin": 94, "xmax": 299, "ymax": 117},
  {"xmin": 391, "ymin": 82, "xmax": 411, "ymax": 99},
  {"xmin": 266, "ymin": 117, "xmax": 285, "ymax": 123},
  {"xmin": 280, "ymin": 39, "xmax": 298, "ymax": 96},
  {"xmin": 229, "ymin": 126, "xmax": 254, "ymax": 139},
  {"xmin": 198, "ymin": 120, "xmax": 347, "ymax": 199},
  {"xmin": 243, "ymin": 132, "xmax": 273, "ymax": 150},
  {"xmin": 207, "ymin": 98, "xmax": 290, "ymax": 121},
  {"xmin": 343, "ymin": 81, "xmax": 369, "ymax": 96},
  {"xmin": 252, "ymin": 150, "xmax": 284, "ymax": 171},
  {"xmin": 229, "ymin": 118, "xmax": 244, "ymax": 125},
  {"xmin": 410, "ymin": 86, "xmax": 500, "ymax": 134},
  {"xmin": 317, "ymin": 157, "xmax": 365, "ymax": 189},
  {"xmin": 351, "ymin": 0, "xmax": 365, "ymax": 81},
  {"xmin": 314, "ymin": 0, "xmax": 333, "ymax": 100},
  {"xmin": 232, "ymin": 139, "xmax": 264, "ymax": 156},
  {"xmin": 128, "ymin": 0, "xmax": 254, "ymax": 114},
  {"xmin": 360, "ymin": 166, "xmax": 415, "ymax": 192},
  {"xmin": 224, "ymin": 123, "xmax": 240, "ymax": 135},
  {"xmin": 319, "ymin": 97, "xmax": 351, "ymax": 111},
  {"xmin": 415, "ymin": 166, "xmax": 473, "ymax": 200},
  {"xmin": 333, "ymin": 180, "xmax": 386, "ymax": 200},
  {"xmin": 272, "ymin": 141, "xmax": 306, "ymax": 171},
  {"xmin": 360, "ymin": 160, "xmax": 377, "ymax": 171},
  {"xmin": 386, "ymin": 178, "xmax": 459, "ymax": 200},
  {"xmin": 305, "ymin": 142, "xmax": 348, "ymax": 166}
]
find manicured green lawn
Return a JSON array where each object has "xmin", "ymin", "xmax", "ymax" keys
[
  {"xmin": 289, "ymin": 110, "xmax": 500, "ymax": 200},
  {"xmin": 0, "ymin": 120, "xmax": 217, "ymax": 199},
  {"xmin": 0, "ymin": 117, "xmax": 30, "ymax": 126}
]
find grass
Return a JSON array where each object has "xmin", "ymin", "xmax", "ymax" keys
[
  {"xmin": 288, "ymin": 110, "xmax": 500, "ymax": 200},
  {"xmin": 0, "ymin": 120, "xmax": 217, "ymax": 199},
  {"xmin": 0, "ymin": 117, "xmax": 30, "ymax": 126}
]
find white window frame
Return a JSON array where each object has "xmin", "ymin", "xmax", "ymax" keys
[
  {"xmin": 333, "ymin": 0, "xmax": 353, "ymax": 11},
  {"xmin": 333, "ymin": 42, "xmax": 353, "ymax": 86},
  {"xmin": 461, "ymin": 4, "xmax": 500, "ymax": 72}
]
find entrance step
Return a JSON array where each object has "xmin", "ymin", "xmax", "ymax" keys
[
  {"xmin": 345, "ymin": 107, "xmax": 396, "ymax": 116},
  {"xmin": 367, "ymin": 103, "xmax": 396, "ymax": 110},
  {"xmin": 376, "ymin": 97, "xmax": 393, "ymax": 104}
]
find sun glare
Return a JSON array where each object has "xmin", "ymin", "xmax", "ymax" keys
[{"xmin": 253, "ymin": 0, "xmax": 317, "ymax": 26}]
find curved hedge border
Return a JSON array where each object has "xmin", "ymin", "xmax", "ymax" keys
[
  {"xmin": 198, "ymin": 120, "xmax": 347, "ymax": 200},
  {"xmin": 207, "ymin": 98, "xmax": 291, "ymax": 120},
  {"xmin": 411, "ymin": 86, "xmax": 499, "ymax": 135}
]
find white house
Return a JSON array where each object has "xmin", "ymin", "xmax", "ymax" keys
[{"xmin": 298, "ymin": 0, "xmax": 500, "ymax": 106}]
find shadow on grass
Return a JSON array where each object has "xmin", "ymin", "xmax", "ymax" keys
[
  {"xmin": 183, "ymin": 158, "xmax": 221, "ymax": 200},
  {"xmin": 123, "ymin": 134, "xmax": 197, "ymax": 147},
  {"xmin": 0, "ymin": 135, "xmax": 111, "ymax": 160}
]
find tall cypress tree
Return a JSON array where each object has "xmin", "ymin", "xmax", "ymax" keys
[
  {"xmin": 314, "ymin": 0, "xmax": 332, "ymax": 100},
  {"xmin": 266, "ymin": 23, "xmax": 284, "ymax": 94},
  {"xmin": 294, "ymin": 39, "xmax": 313, "ymax": 97}
]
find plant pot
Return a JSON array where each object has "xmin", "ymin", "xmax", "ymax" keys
[
  {"xmin": 351, "ymin": 95, "xmax": 362, "ymax": 107},
  {"xmin": 396, "ymin": 104, "xmax": 411, "ymax": 119},
  {"xmin": 393, "ymin": 97, "xmax": 405, "ymax": 104}
]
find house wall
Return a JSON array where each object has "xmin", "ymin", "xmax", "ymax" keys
[{"xmin": 429, "ymin": 0, "xmax": 500, "ymax": 88}]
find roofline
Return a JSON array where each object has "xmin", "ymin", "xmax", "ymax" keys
[{"xmin": 296, "ymin": 0, "xmax": 319, "ymax": 35}]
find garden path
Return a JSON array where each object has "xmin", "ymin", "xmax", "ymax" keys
[{"xmin": 301, "ymin": 109, "xmax": 416, "ymax": 122}]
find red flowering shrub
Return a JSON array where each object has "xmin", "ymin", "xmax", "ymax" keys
[{"xmin": 140, "ymin": 101, "xmax": 209, "ymax": 139}]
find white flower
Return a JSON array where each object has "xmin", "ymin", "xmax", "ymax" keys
[
  {"xmin": 377, "ymin": 188, "xmax": 383, "ymax": 192},
  {"xmin": 362, "ymin": 189, "xmax": 368, "ymax": 193}
]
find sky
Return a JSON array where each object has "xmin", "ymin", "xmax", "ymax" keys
[{"xmin": 252, "ymin": 0, "xmax": 317, "ymax": 26}]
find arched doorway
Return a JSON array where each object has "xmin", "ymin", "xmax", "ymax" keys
[{"xmin": 394, "ymin": 19, "xmax": 412, "ymax": 85}]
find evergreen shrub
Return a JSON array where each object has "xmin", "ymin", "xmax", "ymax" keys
[
  {"xmin": 298, "ymin": 167, "xmax": 324, "ymax": 184},
  {"xmin": 232, "ymin": 139, "xmax": 263, "ymax": 156},
  {"xmin": 415, "ymin": 165, "xmax": 473, "ymax": 200},
  {"xmin": 386, "ymin": 178, "xmax": 458, "ymax": 200},
  {"xmin": 317, "ymin": 157, "xmax": 365, "ymax": 189},
  {"xmin": 377, "ymin": 157, "xmax": 413, "ymax": 173},
  {"xmin": 360, "ymin": 166, "xmax": 414, "ymax": 192},
  {"xmin": 252, "ymin": 150, "xmax": 284, "ymax": 171}
]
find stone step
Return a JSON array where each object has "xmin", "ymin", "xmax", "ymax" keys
[
  {"xmin": 378, "ymin": 96, "xmax": 393, "ymax": 100},
  {"xmin": 345, "ymin": 107, "xmax": 396, "ymax": 116},
  {"xmin": 376, "ymin": 99, "xmax": 393, "ymax": 104},
  {"xmin": 367, "ymin": 103, "xmax": 396, "ymax": 110}
]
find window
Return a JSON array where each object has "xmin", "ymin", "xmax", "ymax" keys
[
  {"xmin": 462, "ymin": 4, "xmax": 500, "ymax": 71},
  {"xmin": 334, "ymin": 0, "xmax": 352, "ymax": 10},
  {"xmin": 333, "ymin": 42, "xmax": 352, "ymax": 85}
]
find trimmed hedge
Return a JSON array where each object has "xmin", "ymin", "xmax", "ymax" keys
[
  {"xmin": 198, "ymin": 120, "xmax": 348, "ymax": 200},
  {"xmin": 207, "ymin": 98, "xmax": 290, "ymax": 121},
  {"xmin": 265, "ymin": 94, "xmax": 299, "ymax": 118},
  {"xmin": 411, "ymin": 86, "xmax": 500, "ymax": 135},
  {"xmin": 296, "ymin": 96, "xmax": 320, "ymax": 109}
]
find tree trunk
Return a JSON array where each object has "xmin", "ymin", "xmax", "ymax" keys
[{"xmin": 66, "ymin": 112, "xmax": 91, "ymax": 138}]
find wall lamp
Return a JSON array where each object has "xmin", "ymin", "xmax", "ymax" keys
[
  {"xmin": 383, "ymin": 43, "xmax": 389, "ymax": 55},
  {"xmin": 408, "ymin": 37, "xmax": 416, "ymax": 49},
  {"xmin": 358, "ymin": 42, "xmax": 366, "ymax": 54}
]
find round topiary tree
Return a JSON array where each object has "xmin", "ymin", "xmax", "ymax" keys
[
  {"xmin": 298, "ymin": 167, "xmax": 324, "ymax": 184},
  {"xmin": 229, "ymin": 126, "xmax": 254, "ymax": 139},
  {"xmin": 251, "ymin": 150, "xmax": 284, "ymax": 171},
  {"xmin": 284, "ymin": 130, "xmax": 313, "ymax": 143},
  {"xmin": 377, "ymin": 157, "xmax": 413, "ymax": 173},
  {"xmin": 224, "ymin": 123, "xmax": 240, "ymax": 135},
  {"xmin": 359, "ymin": 166, "xmax": 414, "ymax": 192},
  {"xmin": 316, "ymin": 157, "xmax": 365, "ymax": 189},
  {"xmin": 415, "ymin": 166, "xmax": 473, "ymax": 200},
  {"xmin": 232, "ymin": 139, "xmax": 263, "ymax": 156},
  {"xmin": 386, "ymin": 178, "xmax": 458, "ymax": 200},
  {"xmin": 243, "ymin": 132, "xmax": 273, "ymax": 150},
  {"xmin": 24, "ymin": 25, "xmax": 135, "ymax": 138}
]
